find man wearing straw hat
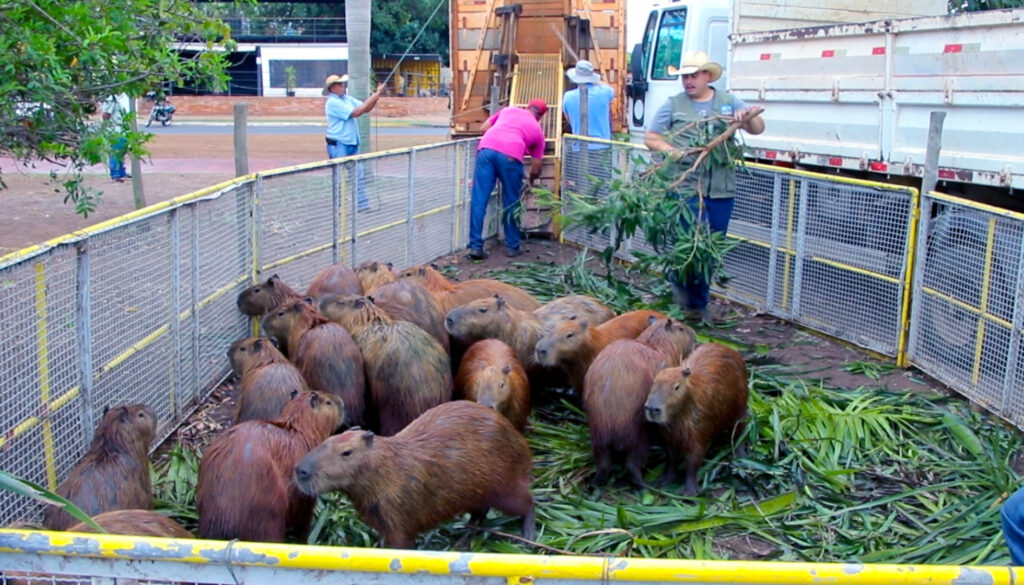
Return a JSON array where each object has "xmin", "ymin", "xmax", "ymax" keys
[
  {"xmin": 562, "ymin": 59, "xmax": 614, "ymax": 143},
  {"xmin": 323, "ymin": 74, "xmax": 385, "ymax": 210},
  {"xmin": 644, "ymin": 50, "xmax": 764, "ymax": 323}
]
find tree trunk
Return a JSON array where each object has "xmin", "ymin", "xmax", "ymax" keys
[{"xmin": 345, "ymin": 0, "xmax": 372, "ymax": 149}]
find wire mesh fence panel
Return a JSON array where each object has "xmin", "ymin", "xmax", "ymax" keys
[
  {"xmin": 258, "ymin": 169, "xmax": 336, "ymax": 288},
  {"xmin": 409, "ymin": 145, "xmax": 462, "ymax": 267},
  {"xmin": 909, "ymin": 195, "xmax": 1024, "ymax": 426}
]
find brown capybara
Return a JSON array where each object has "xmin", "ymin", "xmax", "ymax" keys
[
  {"xmin": 534, "ymin": 309, "xmax": 666, "ymax": 395},
  {"xmin": 236, "ymin": 274, "xmax": 304, "ymax": 317},
  {"xmin": 399, "ymin": 264, "xmax": 541, "ymax": 313},
  {"xmin": 67, "ymin": 509, "xmax": 192, "ymax": 538},
  {"xmin": 583, "ymin": 318, "xmax": 697, "ymax": 487},
  {"xmin": 305, "ymin": 262, "xmax": 363, "ymax": 299},
  {"xmin": 227, "ymin": 336, "xmax": 309, "ymax": 424},
  {"xmin": 262, "ymin": 301, "xmax": 365, "ymax": 427},
  {"xmin": 644, "ymin": 343, "xmax": 749, "ymax": 495},
  {"xmin": 534, "ymin": 295, "xmax": 615, "ymax": 327},
  {"xmin": 42, "ymin": 405, "xmax": 157, "ymax": 531},
  {"xmin": 366, "ymin": 278, "xmax": 450, "ymax": 354},
  {"xmin": 294, "ymin": 400, "xmax": 534, "ymax": 549},
  {"xmin": 355, "ymin": 260, "xmax": 398, "ymax": 294},
  {"xmin": 318, "ymin": 294, "xmax": 452, "ymax": 435},
  {"xmin": 445, "ymin": 295, "xmax": 546, "ymax": 369},
  {"xmin": 196, "ymin": 390, "xmax": 342, "ymax": 542},
  {"xmin": 455, "ymin": 339, "xmax": 530, "ymax": 432}
]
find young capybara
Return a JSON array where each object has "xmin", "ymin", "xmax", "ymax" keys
[
  {"xmin": 294, "ymin": 400, "xmax": 534, "ymax": 549},
  {"xmin": 534, "ymin": 295, "xmax": 615, "ymax": 327},
  {"xmin": 583, "ymin": 318, "xmax": 697, "ymax": 486},
  {"xmin": 227, "ymin": 336, "xmax": 309, "ymax": 424},
  {"xmin": 644, "ymin": 343, "xmax": 749, "ymax": 495},
  {"xmin": 261, "ymin": 301, "xmax": 365, "ymax": 427},
  {"xmin": 67, "ymin": 509, "xmax": 193, "ymax": 538},
  {"xmin": 364, "ymin": 278, "xmax": 450, "ymax": 354},
  {"xmin": 534, "ymin": 309, "xmax": 667, "ymax": 395},
  {"xmin": 196, "ymin": 390, "xmax": 342, "ymax": 542},
  {"xmin": 455, "ymin": 339, "xmax": 530, "ymax": 432},
  {"xmin": 305, "ymin": 262, "xmax": 363, "ymax": 299},
  {"xmin": 355, "ymin": 260, "xmax": 398, "ymax": 294},
  {"xmin": 318, "ymin": 295, "xmax": 452, "ymax": 435},
  {"xmin": 399, "ymin": 264, "xmax": 541, "ymax": 313},
  {"xmin": 236, "ymin": 274, "xmax": 303, "ymax": 317},
  {"xmin": 42, "ymin": 405, "xmax": 157, "ymax": 531}
]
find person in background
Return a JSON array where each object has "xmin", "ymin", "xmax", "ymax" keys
[
  {"xmin": 101, "ymin": 93, "xmax": 131, "ymax": 183},
  {"xmin": 562, "ymin": 59, "xmax": 615, "ymax": 195},
  {"xmin": 1002, "ymin": 486, "xmax": 1024, "ymax": 565},
  {"xmin": 467, "ymin": 99, "xmax": 548, "ymax": 260},
  {"xmin": 644, "ymin": 50, "xmax": 764, "ymax": 323},
  {"xmin": 323, "ymin": 74, "xmax": 385, "ymax": 210}
]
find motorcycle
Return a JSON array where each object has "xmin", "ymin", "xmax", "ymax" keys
[{"xmin": 144, "ymin": 91, "xmax": 175, "ymax": 127}]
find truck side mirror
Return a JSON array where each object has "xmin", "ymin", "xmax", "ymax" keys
[{"xmin": 626, "ymin": 43, "xmax": 647, "ymax": 99}]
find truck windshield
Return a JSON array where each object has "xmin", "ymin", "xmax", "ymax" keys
[{"xmin": 652, "ymin": 8, "xmax": 687, "ymax": 80}]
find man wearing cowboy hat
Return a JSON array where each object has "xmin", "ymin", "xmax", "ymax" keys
[
  {"xmin": 562, "ymin": 59, "xmax": 614, "ymax": 143},
  {"xmin": 644, "ymin": 50, "xmax": 764, "ymax": 323},
  {"xmin": 324, "ymin": 74, "xmax": 385, "ymax": 210}
]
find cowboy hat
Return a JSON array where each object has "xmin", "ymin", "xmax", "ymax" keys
[
  {"xmin": 667, "ymin": 51, "xmax": 722, "ymax": 82},
  {"xmin": 566, "ymin": 59, "xmax": 601, "ymax": 84},
  {"xmin": 322, "ymin": 74, "xmax": 349, "ymax": 96}
]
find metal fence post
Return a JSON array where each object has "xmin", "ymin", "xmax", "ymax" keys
[
  {"xmin": 348, "ymin": 162, "xmax": 358, "ymax": 265},
  {"xmin": 407, "ymin": 150, "xmax": 416, "ymax": 267},
  {"xmin": 906, "ymin": 195, "xmax": 936, "ymax": 361},
  {"xmin": 251, "ymin": 178, "xmax": 264, "ymax": 337},
  {"xmin": 1001, "ymin": 231, "xmax": 1024, "ymax": 415},
  {"xmin": 790, "ymin": 180, "xmax": 811, "ymax": 317},
  {"xmin": 75, "ymin": 242, "xmax": 94, "ymax": 445},
  {"xmin": 169, "ymin": 210, "xmax": 182, "ymax": 421},
  {"xmin": 190, "ymin": 207, "xmax": 201, "ymax": 405},
  {"xmin": 766, "ymin": 173, "xmax": 784, "ymax": 310},
  {"xmin": 332, "ymin": 164, "xmax": 342, "ymax": 265}
]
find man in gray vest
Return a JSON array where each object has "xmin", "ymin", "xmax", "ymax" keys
[{"xmin": 644, "ymin": 50, "xmax": 764, "ymax": 323}]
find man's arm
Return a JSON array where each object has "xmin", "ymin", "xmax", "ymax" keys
[
  {"xmin": 644, "ymin": 131, "xmax": 674, "ymax": 153},
  {"xmin": 351, "ymin": 83, "xmax": 386, "ymax": 118},
  {"xmin": 735, "ymin": 106, "xmax": 765, "ymax": 135},
  {"xmin": 479, "ymin": 110, "xmax": 501, "ymax": 133}
]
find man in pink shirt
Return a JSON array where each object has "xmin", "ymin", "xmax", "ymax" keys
[{"xmin": 467, "ymin": 99, "xmax": 547, "ymax": 259}]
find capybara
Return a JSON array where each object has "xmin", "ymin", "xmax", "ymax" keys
[
  {"xmin": 42, "ymin": 405, "xmax": 157, "ymax": 530},
  {"xmin": 534, "ymin": 309, "xmax": 666, "ymax": 394},
  {"xmin": 305, "ymin": 262, "xmax": 363, "ymax": 299},
  {"xmin": 455, "ymin": 339, "xmax": 530, "ymax": 432},
  {"xmin": 583, "ymin": 318, "xmax": 697, "ymax": 486},
  {"xmin": 534, "ymin": 295, "xmax": 615, "ymax": 326},
  {"xmin": 227, "ymin": 336, "xmax": 309, "ymax": 424},
  {"xmin": 294, "ymin": 400, "xmax": 534, "ymax": 549},
  {"xmin": 365, "ymin": 278, "xmax": 450, "ymax": 354},
  {"xmin": 236, "ymin": 274, "xmax": 303, "ymax": 317},
  {"xmin": 399, "ymin": 264, "xmax": 541, "ymax": 313},
  {"xmin": 67, "ymin": 509, "xmax": 192, "ymax": 538},
  {"xmin": 644, "ymin": 343, "xmax": 749, "ymax": 495},
  {"xmin": 261, "ymin": 301, "xmax": 365, "ymax": 427},
  {"xmin": 318, "ymin": 295, "xmax": 452, "ymax": 435},
  {"xmin": 445, "ymin": 295, "xmax": 546, "ymax": 369},
  {"xmin": 355, "ymin": 260, "xmax": 398, "ymax": 294},
  {"xmin": 196, "ymin": 390, "xmax": 342, "ymax": 542}
]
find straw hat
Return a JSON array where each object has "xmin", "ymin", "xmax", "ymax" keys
[
  {"xmin": 667, "ymin": 51, "xmax": 722, "ymax": 82},
  {"xmin": 566, "ymin": 59, "xmax": 601, "ymax": 84},
  {"xmin": 322, "ymin": 74, "xmax": 349, "ymax": 96}
]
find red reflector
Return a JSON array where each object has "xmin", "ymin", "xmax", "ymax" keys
[
  {"xmin": 828, "ymin": 157, "xmax": 842, "ymax": 166},
  {"xmin": 872, "ymin": 46, "xmax": 886, "ymax": 55},
  {"xmin": 944, "ymin": 44, "xmax": 963, "ymax": 53},
  {"xmin": 821, "ymin": 50, "xmax": 836, "ymax": 58},
  {"xmin": 765, "ymin": 150, "xmax": 777, "ymax": 159},
  {"xmin": 938, "ymin": 169, "xmax": 955, "ymax": 179},
  {"xmin": 760, "ymin": 53, "xmax": 772, "ymax": 61},
  {"xmin": 870, "ymin": 161, "xmax": 888, "ymax": 172}
]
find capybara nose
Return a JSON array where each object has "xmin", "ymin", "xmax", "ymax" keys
[
  {"xmin": 294, "ymin": 462, "xmax": 311, "ymax": 483},
  {"xmin": 445, "ymin": 316, "xmax": 455, "ymax": 330},
  {"xmin": 536, "ymin": 347, "xmax": 547, "ymax": 360},
  {"xmin": 644, "ymin": 405, "xmax": 661, "ymax": 421}
]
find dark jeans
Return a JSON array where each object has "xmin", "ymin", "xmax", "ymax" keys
[
  {"xmin": 1002, "ymin": 486, "xmax": 1024, "ymax": 565},
  {"xmin": 469, "ymin": 147, "xmax": 525, "ymax": 251},
  {"xmin": 109, "ymin": 137, "xmax": 127, "ymax": 180},
  {"xmin": 671, "ymin": 196, "xmax": 735, "ymax": 310},
  {"xmin": 327, "ymin": 141, "xmax": 369, "ymax": 210}
]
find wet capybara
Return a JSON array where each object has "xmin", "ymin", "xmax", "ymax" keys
[
  {"xmin": 67, "ymin": 509, "xmax": 193, "ymax": 538},
  {"xmin": 196, "ymin": 390, "xmax": 342, "ymax": 542},
  {"xmin": 355, "ymin": 260, "xmax": 398, "ymax": 294},
  {"xmin": 318, "ymin": 295, "xmax": 452, "ymax": 435},
  {"xmin": 534, "ymin": 295, "xmax": 615, "ymax": 326},
  {"xmin": 644, "ymin": 343, "xmax": 749, "ymax": 495},
  {"xmin": 294, "ymin": 400, "xmax": 534, "ymax": 549},
  {"xmin": 227, "ymin": 336, "xmax": 309, "ymax": 424},
  {"xmin": 583, "ymin": 318, "xmax": 697, "ymax": 486},
  {"xmin": 399, "ymin": 264, "xmax": 541, "ymax": 313},
  {"xmin": 42, "ymin": 405, "xmax": 157, "ymax": 530},
  {"xmin": 261, "ymin": 301, "xmax": 365, "ymax": 427},
  {"xmin": 365, "ymin": 278, "xmax": 450, "ymax": 354},
  {"xmin": 455, "ymin": 339, "xmax": 530, "ymax": 432},
  {"xmin": 534, "ymin": 309, "xmax": 666, "ymax": 395},
  {"xmin": 236, "ymin": 274, "xmax": 304, "ymax": 317},
  {"xmin": 306, "ymin": 262, "xmax": 363, "ymax": 299}
]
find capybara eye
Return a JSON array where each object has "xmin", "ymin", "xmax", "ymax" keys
[
  {"xmin": 566, "ymin": 332, "xmax": 575, "ymax": 339},
  {"xmin": 477, "ymin": 307, "xmax": 487, "ymax": 314},
  {"xmin": 341, "ymin": 450, "xmax": 353, "ymax": 457}
]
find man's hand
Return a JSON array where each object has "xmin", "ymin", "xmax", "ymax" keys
[
  {"xmin": 732, "ymin": 106, "xmax": 765, "ymax": 134},
  {"xmin": 375, "ymin": 82, "xmax": 385, "ymax": 95}
]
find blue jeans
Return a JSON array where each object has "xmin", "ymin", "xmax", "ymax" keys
[
  {"xmin": 327, "ymin": 142, "xmax": 369, "ymax": 210},
  {"xmin": 670, "ymin": 196, "xmax": 735, "ymax": 310},
  {"xmin": 1002, "ymin": 486, "xmax": 1024, "ymax": 564},
  {"xmin": 469, "ymin": 148, "xmax": 524, "ymax": 251},
  {"xmin": 109, "ymin": 137, "xmax": 127, "ymax": 180}
]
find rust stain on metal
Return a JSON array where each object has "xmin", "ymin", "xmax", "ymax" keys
[
  {"xmin": 448, "ymin": 552, "xmax": 473, "ymax": 575},
  {"xmin": 952, "ymin": 567, "xmax": 995, "ymax": 585},
  {"xmin": 389, "ymin": 557, "xmax": 402, "ymax": 571}
]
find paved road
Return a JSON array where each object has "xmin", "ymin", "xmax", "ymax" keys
[{"xmin": 147, "ymin": 123, "xmax": 450, "ymax": 136}]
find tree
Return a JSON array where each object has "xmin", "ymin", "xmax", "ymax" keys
[
  {"xmin": 372, "ymin": 0, "xmax": 449, "ymax": 61},
  {"xmin": 950, "ymin": 0, "xmax": 1024, "ymax": 10},
  {"xmin": 0, "ymin": 0, "xmax": 236, "ymax": 216},
  {"xmin": 346, "ymin": 0, "xmax": 372, "ymax": 148}
]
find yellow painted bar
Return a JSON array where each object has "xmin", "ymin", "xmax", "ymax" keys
[
  {"xmin": 921, "ymin": 286, "xmax": 1012, "ymax": 330},
  {"xmin": 781, "ymin": 178, "xmax": 797, "ymax": 311},
  {"xmin": 727, "ymin": 235, "xmax": 900, "ymax": 285},
  {"xmin": 32, "ymin": 264, "xmax": 57, "ymax": 489},
  {"xmin": 928, "ymin": 190, "xmax": 1024, "ymax": 222},
  {"xmin": 972, "ymin": 218, "xmax": 998, "ymax": 385},
  {"xmin": 0, "ymin": 530, "xmax": 1017, "ymax": 585},
  {"xmin": 0, "ymin": 387, "xmax": 80, "ymax": 451},
  {"xmin": 896, "ymin": 188, "xmax": 922, "ymax": 367}
]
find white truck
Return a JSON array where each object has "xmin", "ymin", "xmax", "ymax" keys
[{"xmin": 626, "ymin": 0, "xmax": 1024, "ymax": 203}]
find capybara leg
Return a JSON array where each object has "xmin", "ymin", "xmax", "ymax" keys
[
  {"xmin": 520, "ymin": 505, "xmax": 536, "ymax": 541},
  {"xmin": 731, "ymin": 419, "xmax": 749, "ymax": 458},
  {"xmin": 494, "ymin": 485, "xmax": 535, "ymax": 541},
  {"xmin": 625, "ymin": 435, "xmax": 651, "ymax": 488},
  {"xmin": 592, "ymin": 447, "xmax": 613, "ymax": 486},
  {"xmin": 381, "ymin": 528, "xmax": 414, "ymax": 550},
  {"xmin": 682, "ymin": 448, "xmax": 706, "ymax": 496},
  {"xmin": 655, "ymin": 451, "xmax": 679, "ymax": 488}
]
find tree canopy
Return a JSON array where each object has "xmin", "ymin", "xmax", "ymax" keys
[{"xmin": 0, "ymin": 0, "xmax": 235, "ymax": 216}]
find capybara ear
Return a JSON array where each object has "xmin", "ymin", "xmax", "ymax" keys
[
  {"xmin": 354, "ymin": 297, "xmax": 367, "ymax": 308},
  {"xmin": 495, "ymin": 295, "xmax": 506, "ymax": 309},
  {"xmin": 417, "ymin": 267, "xmax": 426, "ymax": 276},
  {"xmin": 103, "ymin": 404, "xmax": 110, "ymax": 417},
  {"xmin": 118, "ymin": 407, "xmax": 130, "ymax": 424},
  {"xmin": 269, "ymin": 337, "xmax": 282, "ymax": 349},
  {"xmin": 664, "ymin": 318, "xmax": 675, "ymax": 329},
  {"xmin": 253, "ymin": 338, "xmax": 264, "ymax": 352},
  {"xmin": 360, "ymin": 430, "xmax": 375, "ymax": 447},
  {"xmin": 385, "ymin": 262, "xmax": 393, "ymax": 270},
  {"xmin": 429, "ymin": 263, "xmax": 439, "ymax": 270},
  {"xmin": 369, "ymin": 262, "xmax": 378, "ymax": 271},
  {"xmin": 309, "ymin": 392, "xmax": 320, "ymax": 408},
  {"xmin": 367, "ymin": 295, "xmax": 376, "ymax": 304},
  {"xmin": 682, "ymin": 368, "xmax": 692, "ymax": 377},
  {"xmin": 501, "ymin": 364, "xmax": 512, "ymax": 376},
  {"xmin": 290, "ymin": 388, "xmax": 300, "ymax": 400},
  {"xmin": 648, "ymin": 314, "xmax": 657, "ymax": 325},
  {"xmin": 303, "ymin": 296, "xmax": 315, "ymax": 306},
  {"xmin": 268, "ymin": 274, "xmax": 280, "ymax": 286}
]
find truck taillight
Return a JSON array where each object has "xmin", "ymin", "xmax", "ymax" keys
[
  {"xmin": 938, "ymin": 169, "xmax": 955, "ymax": 179},
  {"xmin": 869, "ymin": 161, "xmax": 888, "ymax": 172},
  {"xmin": 764, "ymin": 150, "xmax": 777, "ymax": 159},
  {"xmin": 828, "ymin": 157, "xmax": 842, "ymax": 166}
]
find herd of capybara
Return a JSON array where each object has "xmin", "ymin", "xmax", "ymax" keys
[{"xmin": 28, "ymin": 259, "xmax": 750, "ymax": 551}]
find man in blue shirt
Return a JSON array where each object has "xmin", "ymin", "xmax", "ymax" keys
[
  {"xmin": 323, "ymin": 74, "xmax": 384, "ymax": 210},
  {"xmin": 562, "ymin": 60, "xmax": 615, "ymax": 198}
]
